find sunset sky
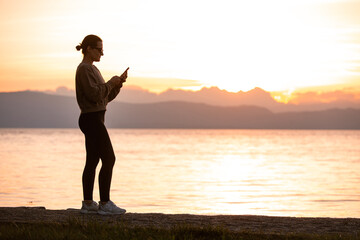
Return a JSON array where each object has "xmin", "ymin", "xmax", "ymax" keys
[{"xmin": 1, "ymin": 0, "xmax": 360, "ymax": 102}]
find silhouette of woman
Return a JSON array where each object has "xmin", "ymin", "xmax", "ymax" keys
[{"xmin": 75, "ymin": 34, "xmax": 128, "ymax": 215}]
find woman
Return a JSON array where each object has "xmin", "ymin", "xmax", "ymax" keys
[{"xmin": 75, "ymin": 34, "xmax": 128, "ymax": 215}]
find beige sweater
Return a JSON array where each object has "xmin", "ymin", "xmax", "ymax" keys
[{"xmin": 75, "ymin": 62, "xmax": 121, "ymax": 113}]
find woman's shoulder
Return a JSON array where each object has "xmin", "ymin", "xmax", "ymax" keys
[
  {"xmin": 77, "ymin": 62, "xmax": 92, "ymax": 69},
  {"xmin": 77, "ymin": 62, "xmax": 95, "ymax": 74}
]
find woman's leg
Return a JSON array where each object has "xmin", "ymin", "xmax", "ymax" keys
[
  {"xmin": 82, "ymin": 136, "xmax": 101, "ymax": 201},
  {"xmin": 98, "ymin": 122, "xmax": 116, "ymax": 202},
  {"xmin": 79, "ymin": 113, "xmax": 101, "ymax": 201},
  {"xmin": 79, "ymin": 111, "xmax": 116, "ymax": 202}
]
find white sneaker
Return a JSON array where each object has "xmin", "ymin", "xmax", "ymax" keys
[
  {"xmin": 98, "ymin": 200, "xmax": 126, "ymax": 215},
  {"xmin": 80, "ymin": 200, "xmax": 99, "ymax": 214}
]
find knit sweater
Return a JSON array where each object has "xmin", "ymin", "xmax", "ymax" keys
[{"xmin": 75, "ymin": 62, "xmax": 121, "ymax": 113}]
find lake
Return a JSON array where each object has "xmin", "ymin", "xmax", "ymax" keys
[{"xmin": 0, "ymin": 128, "xmax": 359, "ymax": 217}]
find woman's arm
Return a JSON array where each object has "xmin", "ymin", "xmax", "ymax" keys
[
  {"xmin": 77, "ymin": 65, "xmax": 120, "ymax": 103},
  {"xmin": 107, "ymin": 68, "xmax": 128, "ymax": 102},
  {"xmin": 107, "ymin": 84, "xmax": 121, "ymax": 102}
]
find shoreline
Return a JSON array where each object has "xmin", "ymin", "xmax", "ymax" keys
[{"xmin": 1, "ymin": 207, "xmax": 359, "ymax": 235}]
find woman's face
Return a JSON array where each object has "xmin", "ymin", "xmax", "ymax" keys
[{"xmin": 88, "ymin": 41, "xmax": 103, "ymax": 62}]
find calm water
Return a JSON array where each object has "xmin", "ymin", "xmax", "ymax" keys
[{"xmin": 0, "ymin": 128, "xmax": 359, "ymax": 217}]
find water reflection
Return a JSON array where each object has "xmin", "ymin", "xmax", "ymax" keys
[{"xmin": 0, "ymin": 129, "xmax": 359, "ymax": 217}]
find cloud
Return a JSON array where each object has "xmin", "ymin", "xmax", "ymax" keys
[
  {"xmin": 125, "ymin": 77, "xmax": 202, "ymax": 93},
  {"xmin": 315, "ymin": 1, "xmax": 360, "ymax": 26},
  {"xmin": 289, "ymin": 89, "xmax": 360, "ymax": 104},
  {"xmin": 43, "ymin": 86, "xmax": 75, "ymax": 97}
]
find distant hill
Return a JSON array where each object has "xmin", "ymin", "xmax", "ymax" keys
[
  {"xmin": 46, "ymin": 85, "xmax": 360, "ymax": 113},
  {"xmin": 0, "ymin": 91, "xmax": 359, "ymax": 129},
  {"xmin": 0, "ymin": 91, "xmax": 78, "ymax": 128}
]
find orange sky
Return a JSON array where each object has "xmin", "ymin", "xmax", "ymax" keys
[{"xmin": 0, "ymin": 0, "xmax": 360, "ymax": 103}]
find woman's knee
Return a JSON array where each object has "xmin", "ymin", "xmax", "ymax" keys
[
  {"xmin": 102, "ymin": 154, "xmax": 116, "ymax": 169},
  {"xmin": 84, "ymin": 160, "xmax": 98, "ymax": 173}
]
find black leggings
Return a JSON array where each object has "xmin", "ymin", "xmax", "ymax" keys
[{"xmin": 79, "ymin": 110, "xmax": 115, "ymax": 202}]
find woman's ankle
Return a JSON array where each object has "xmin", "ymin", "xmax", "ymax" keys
[{"xmin": 84, "ymin": 200, "xmax": 94, "ymax": 205}]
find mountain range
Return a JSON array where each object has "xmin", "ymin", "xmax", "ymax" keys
[
  {"xmin": 0, "ymin": 91, "xmax": 359, "ymax": 129},
  {"xmin": 47, "ymin": 85, "xmax": 360, "ymax": 113}
]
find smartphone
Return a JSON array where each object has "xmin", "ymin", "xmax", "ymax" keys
[{"xmin": 120, "ymin": 67, "xmax": 129, "ymax": 82}]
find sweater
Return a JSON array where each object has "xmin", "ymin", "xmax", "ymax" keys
[{"xmin": 75, "ymin": 62, "xmax": 121, "ymax": 113}]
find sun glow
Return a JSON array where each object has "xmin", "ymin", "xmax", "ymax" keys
[
  {"xmin": 0, "ymin": 0, "xmax": 359, "ymax": 93},
  {"xmin": 165, "ymin": 1, "xmax": 352, "ymax": 92}
]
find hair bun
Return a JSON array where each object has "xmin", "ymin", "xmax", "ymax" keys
[{"xmin": 75, "ymin": 44, "xmax": 82, "ymax": 51}]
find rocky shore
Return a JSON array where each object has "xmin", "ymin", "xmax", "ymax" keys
[{"xmin": 1, "ymin": 207, "xmax": 359, "ymax": 235}]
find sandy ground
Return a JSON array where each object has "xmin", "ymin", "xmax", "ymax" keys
[{"xmin": 0, "ymin": 207, "xmax": 359, "ymax": 235}]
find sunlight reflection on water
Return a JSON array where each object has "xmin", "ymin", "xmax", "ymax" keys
[{"xmin": 0, "ymin": 129, "xmax": 359, "ymax": 217}]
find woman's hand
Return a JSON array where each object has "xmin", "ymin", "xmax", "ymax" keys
[
  {"xmin": 110, "ymin": 76, "xmax": 123, "ymax": 88},
  {"xmin": 110, "ymin": 68, "xmax": 128, "ymax": 87}
]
